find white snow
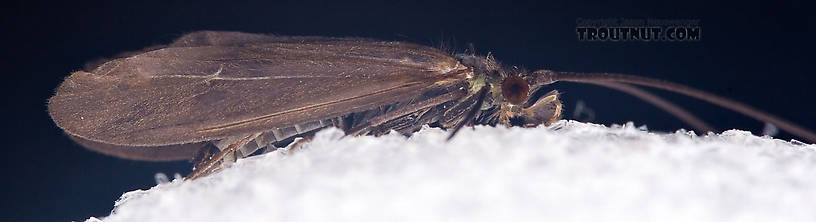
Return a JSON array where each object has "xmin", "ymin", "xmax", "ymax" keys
[{"xmin": 91, "ymin": 120, "xmax": 816, "ymax": 222}]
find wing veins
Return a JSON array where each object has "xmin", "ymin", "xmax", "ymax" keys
[{"xmin": 197, "ymin": 81, "xmax": 427, "ymax": 132}]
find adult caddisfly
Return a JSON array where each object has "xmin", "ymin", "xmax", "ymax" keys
[{"xmin": 47, "ymin": 31, "xmax": 816, "ymax": 179}]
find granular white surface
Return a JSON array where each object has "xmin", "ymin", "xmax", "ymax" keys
[{"xmin": 90, "ymin": 120, "xmax": 816, "ymax": 222}]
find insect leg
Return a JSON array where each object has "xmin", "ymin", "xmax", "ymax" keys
[
  {"xmin": 446, "ymin": 85, "xmax": 490, "ymax": 140},
  {"xmin": 345, "ymin": 88, "xmax": 467, "ymax": 136},
  {"xmin": 191, "ymin": 144, "xmax": 219, "ymax": 174},
  {"xmin": 186, "ymin": 133, "xmax": 260, "ymax": 180},
  {"xmin": 366, "ymin": 107, "xmax": 441, "ymax": 136},
  {"xmin": 283, "ymin": 137, "xmax": 313, "ymax": 155}
]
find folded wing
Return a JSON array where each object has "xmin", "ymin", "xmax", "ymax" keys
[{"xmin": 49, "ymin": 31, "xmax": 467, "ymax": 146}]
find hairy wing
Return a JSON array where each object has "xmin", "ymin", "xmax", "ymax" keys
[{"xmin": 49, "ymin": 31, "xmax": 469, "ymax": 146}]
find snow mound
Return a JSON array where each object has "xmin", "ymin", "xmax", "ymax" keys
[{"xmin": 92, "ymin": 120, "xmax": 816, "ymax": 222}]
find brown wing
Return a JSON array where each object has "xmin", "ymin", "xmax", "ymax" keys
[{"xmin": 48, "ymin": 31, "xmax": 469, "ymax": 148}]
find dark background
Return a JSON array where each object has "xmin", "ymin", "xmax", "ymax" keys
[{"xmin": 2, "ymin": 0, "xmax": 813, "ymax": 221}]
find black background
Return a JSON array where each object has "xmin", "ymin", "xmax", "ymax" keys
[{"xmin": 2, "ymin": 0, "xmax": 813, "ymax": 221}]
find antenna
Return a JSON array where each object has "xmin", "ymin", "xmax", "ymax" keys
[{"xmin": 533, "ymin": 70, "xmax": 816, "ymax": 143}]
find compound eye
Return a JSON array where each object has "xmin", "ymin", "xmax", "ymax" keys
[{"xmin": 501, "ymin": 76, "xmax": 530, "ymax": 105}]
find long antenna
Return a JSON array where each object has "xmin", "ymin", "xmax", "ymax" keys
[
  {"xmin": 533, "ymin": 70, "xmax": 816, "ymax": 143},
  {"xmin": 589, "ymin": 82, "xmax": 714, "ymax": 133}
]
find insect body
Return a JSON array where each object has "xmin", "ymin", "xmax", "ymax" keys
[{"xmin": 48, "ymin": 31, "xmax": 815, "ymax": 178}]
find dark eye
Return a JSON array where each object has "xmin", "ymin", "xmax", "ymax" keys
[{"xmin": 501, "ymin": 76, "xmax": 529, "ymax": 105}]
